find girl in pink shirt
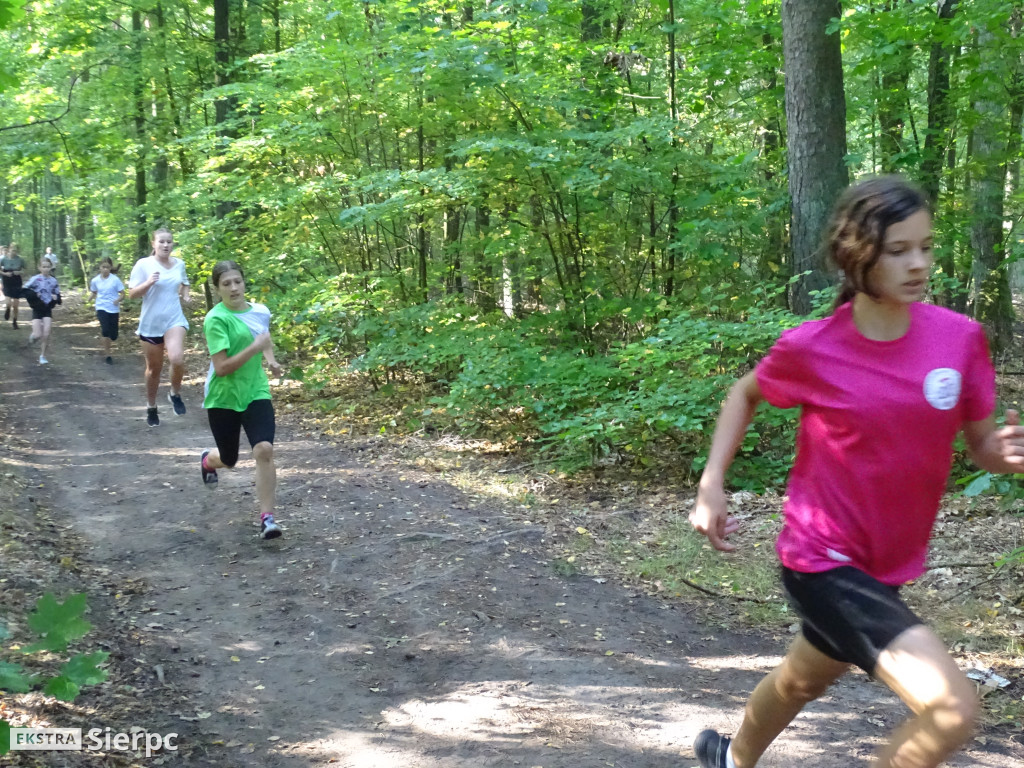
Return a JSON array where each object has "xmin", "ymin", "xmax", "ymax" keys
[{"xmin": 689, "ymin": 176, "xmax": 1024, "ymax": 768}]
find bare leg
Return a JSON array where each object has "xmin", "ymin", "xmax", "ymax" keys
[
  {"xmin": 730, "ymin": 633, "xmax": 850, "ymax": 768},
  {"xmin": 205, "ymin": 448, "xmax": 228, "ymax": 470},
  {"xmin": 39, "ymin": 317, "xmax": 52, "ymax": 359},
  {"xmin": 30, "ymin": 317, "xmax": 42, "ymax": 341},
  {"xmin": 252, "ymin": 441, "xmax": 276, "ymax": 518},
  {"xmin": 142, "ymin": 341, "xmax": 165, "ymax": 407},
  {"xmin": 10, "ymin": 297, "xmax": 18, "ymax": 322},
  {"xmin": 163, "ymin": 326, "xmax": 187, "ymax": 395},
  {"xmin": 870, "ymin": 626, "xmax": 977, "ymax": 768}
]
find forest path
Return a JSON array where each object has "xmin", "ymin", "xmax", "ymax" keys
[{"xmin": 0, "ymin": 293, "xmax": 1019, "ymax": 768}]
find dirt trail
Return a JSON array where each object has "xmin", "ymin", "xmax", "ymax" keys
[{"xmin": 1, "ymin": 294, "xmax": 1020, "ymax": 767}]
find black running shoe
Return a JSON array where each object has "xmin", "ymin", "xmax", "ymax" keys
[
  {"xmin": 147, "ymin": 407, "xmax": 160, "ymax": 427},
  {"xmin": 12, "ymin": 319, "xmax": 17, "ymax": 329},
  {"xmin": 105, "ymin": 356, "xmax": 113, "ymax": 365},
  {"xmin": 168, "ymin": 392, "xmax": 186, "ymax": 416},
  {"xmin": 3, "ymin": 306, "xmax": 8, "ymax": 320},
  {"xmin": 260, "ymin": 516, "xmax": 282, "ymax": 540},
  {"xmin": 694, "ymin": 730, "xmax": 731, "ymax": 768},
  {"xmin": 201, "ymin": 450, "xmax": 218, "ymax": 487}
]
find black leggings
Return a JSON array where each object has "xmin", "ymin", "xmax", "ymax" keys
[{"xmin": 207, "ymin": 399, "xmax": 275, "ymax": 467}]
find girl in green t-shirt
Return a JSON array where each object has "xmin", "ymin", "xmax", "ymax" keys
[{"xmin": 199, "ymin": 260, "xmax": 284, "ymax": 540}]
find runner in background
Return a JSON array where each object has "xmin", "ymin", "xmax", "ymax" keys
[
  {"xmin": 199, "ymin": 260, "xmax": 284, "ymax": 540},
  {"xmin": 128, "ymin": 227, "xmax": 191, "ymax": 427},
  {"xmin": 22, "ymin": 256, "xmax": 61, "ymax": 365},
  {"xmin": 1, "ymin": 243, "xmax": 25, "ymax": 330},
  {"xmin": 89, "ymin": 257, "xmax": 126, "ymax": 364}
]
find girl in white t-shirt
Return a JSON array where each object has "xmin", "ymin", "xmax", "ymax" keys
[
  {"xmin": 89, "ymin": 257, "xmax": 125, "ymax": 364},
  {"xmin": 128, "ymin": 227, "xmax": 191, "ymax": 427}
]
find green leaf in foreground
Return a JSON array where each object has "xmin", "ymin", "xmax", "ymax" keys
[
  {"xmin": 0, "ymin": 660, "xmax": 32, "ymax": 693},
  {"xmin": 23, "ymin": 593, "xmax": 91, "ymax": 653},
  {"xmin": 61, "ymin": 651, "xmax": 109, "ymax": 687},
  {"xmin": 1, "ymin": 718, "xmax": 11, "ymax": 755},
  {"xmin": 42, "ymin": 676, "xmax": 79, "ymax": 702}
]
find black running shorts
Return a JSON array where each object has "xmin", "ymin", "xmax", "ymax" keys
[
  {"xmin": 207, "ymin": 399, "xmax": 275, "ymax": 467},
  {"xmin": 782, "ymin": 566, "xmax": 923, "ymax": 675},
  {"xmin": 96, "ymin": 310, "xmax": 120, "ymax": 340}
]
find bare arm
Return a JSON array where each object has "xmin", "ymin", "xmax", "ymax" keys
[
  {"xmin": 128, "ymin": 271, "xmax": 159, "ymax": 299},
  {"xmin": 263, "ymin": 334, "xmax": 283, "ymax": 377},
  {"xmin": 179, "ymin": 282, "xmax": 191, "ymax": 304},
  {"xmin": 689, "ymin": 371, "xmax": 765, "ymax": 551},
  {"xmin": 962, "ymin": 409, "xmax": 1024, "ymax": 474}
]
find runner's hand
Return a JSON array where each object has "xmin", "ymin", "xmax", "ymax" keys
[
  {"xmin": 996, "ymin": 409, "xmax": 1024, "ymax": 467},
  {"xmin": 268, "ymin": 361, "xmax": 283, "ymax": 378},
  {"xmin": 253, "ymin": 332, "xmax": 272, "ymax": 351},
  {"xmin": 689, "ymin": 484, "xmax": 740, "ymax": 552}
]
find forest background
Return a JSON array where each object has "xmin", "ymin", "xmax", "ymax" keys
[{"xmin": 0, "ymin": 0, "xmax": 1022, "ymax": 490}]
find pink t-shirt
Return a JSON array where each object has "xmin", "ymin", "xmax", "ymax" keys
[{"xmin": 756, "ymin": 302, "xmax": 995, "ymax": 585}]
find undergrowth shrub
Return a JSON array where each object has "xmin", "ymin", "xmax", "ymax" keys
[{"xmin": 337, "ymin": 287, "xmax": 802, "ymax": 488}]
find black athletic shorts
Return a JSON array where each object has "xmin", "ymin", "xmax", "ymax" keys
[
  {"xmin": 782, "ymin": 566, "xmax": 923, "ymax": 676},
  {"xmin": 96, "ymin": 310, "xmax": 120, "ymax": 340},
  {"xmin": 31, "ymin": 307, "xmax": 53, "ymax": 320},
  {"xmin": 1, "ymin": 274, "xmax": 22, "ymax": 298},
  {"xmin": 139, "ymin": 333, "xmax": 165, "ymax": 345},
  {"xmin": 207, "ymin": 399, "xmax": 275, "ymax": 467}
]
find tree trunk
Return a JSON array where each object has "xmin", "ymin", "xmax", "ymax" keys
[
  {"xmin": 923, "ymin": 0, "xmax": 960, "ymax": 306},
  {"xmin": 782, "ymin": 0, "xmax": 849, "ymax": 314},
  {"xmin": 132, "ymin": 10, "xmax": 148, "ymax": 257},
  {"xmin": 968, "ymin": 19, "xmax": 1014, "ymax": 351}
]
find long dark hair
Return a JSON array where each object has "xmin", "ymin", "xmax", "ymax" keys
[
  {"xmin": 826, "ymin": 176, "xmax": 930, "ymax": 311},
  {"xmin": 211, "ymin": 260, "xmax": 245, "ymax": 287},
  {"xmin": 99, "ymin": 256, "xmax": 121, "ymax": 275}
]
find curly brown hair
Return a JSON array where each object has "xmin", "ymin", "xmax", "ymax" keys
[{"xmin": 827, "ymin": 176, "xmax": 930, "ymax": 311}]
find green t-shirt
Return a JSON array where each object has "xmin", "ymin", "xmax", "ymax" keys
[{"xmin": 202, "ymin": 301, "xmax": 272, "ymax": 411}]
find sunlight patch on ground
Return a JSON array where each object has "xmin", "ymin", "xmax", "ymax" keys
[{"xmin": 687, "ymin": 653, "xmax": 786, "ymax": 672}]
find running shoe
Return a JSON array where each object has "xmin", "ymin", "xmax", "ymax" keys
[
  {"xmin": 3, "ymin": 306, "xmax": 8, "ymax": 320},
  {"xmin": 168, "ymin": 392, "xmax": 186, "ymax": 416},
  {"xmin": 11, "ymin": 319, "xmax": 17, "ymax": 329},
  {"xmin": 147, "ymin": 406, "xmax": 160, "ymax": 427},
  {"xmin": 38, "ymin": 355, "xmax": 48, "ymax": 365},
  {"xmin": 694, "ymin": 730, "xmax": 731, "ymax": 768},
  {"xmin": 105, "ymin": 356, "xmax": 113, "ymax": 365},
  {"xmin": 200, "ymin": 450, "xmax": 218, "ymax": 487},
  {"xmin": 260, "ymin": 515, "xmax": 282, "ymax": 540}
]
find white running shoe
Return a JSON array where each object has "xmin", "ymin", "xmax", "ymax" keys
[{"xmin": 39, "ymin": 355, "xmax": 48, "ymax": 365}]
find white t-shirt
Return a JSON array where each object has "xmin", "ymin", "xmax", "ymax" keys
[
  {"xmin": 129, "ymin": 255, "xmax": 190, "ymax": 336},
  {"xmin": 90, "ymin": 273, "xmax": 125, "ymax": 314}
]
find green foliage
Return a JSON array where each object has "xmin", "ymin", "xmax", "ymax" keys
[
  {"xmin": 349, "ymin": 287, "xmax": 801, "ymax": 487},
  {"xmin": 956, "ymin": 469, "xmax": 1024, "ymax": 566},
  {"xmin": 0, "ymin": 593, "xmax": 110, "ymax": 754}
]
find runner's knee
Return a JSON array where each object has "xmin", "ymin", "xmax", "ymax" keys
[
  {"xmin": 253, "ymin": 442, "xmax": 273, "ymax": 463},
  {"xmin": 929, "ymin": 692, "xmax": 978, "ymax": 748},
  {"xmin": 774, "ymin": 666, "xmax": 833, "ymax": 704}
]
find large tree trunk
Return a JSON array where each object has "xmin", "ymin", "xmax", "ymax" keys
[
  {"xmin": 782, "ymin": 0, "xmax": 849, "ymax": 314},
  {"xmin": 968, "ymin": 19, "xmax": 1015, "ymax": 351}
]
